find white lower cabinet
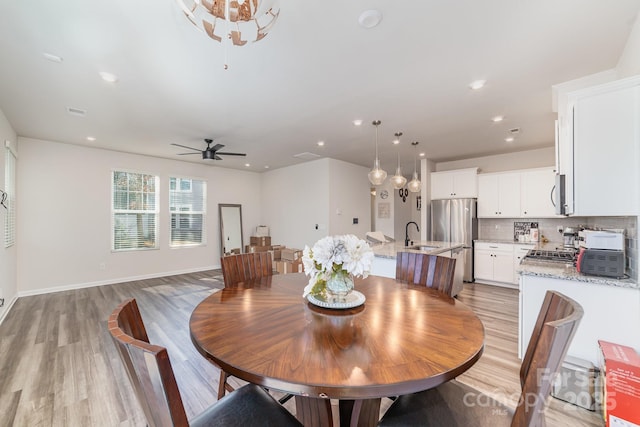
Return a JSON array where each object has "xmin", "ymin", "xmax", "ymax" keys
[
  {"xmin": 475, "ymin": 242, "xmax": 535, "ymax": 287},
  {"xmin": 519, "ymin": 274, "xmax": 640, "ymax": 364}
]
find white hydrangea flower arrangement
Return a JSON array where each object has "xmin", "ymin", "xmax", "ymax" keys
[{"xmin": 302, "ymin": 234, "xmax": 374, "ymax": 298}]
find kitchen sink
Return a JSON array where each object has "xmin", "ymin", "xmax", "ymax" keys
[{"xmin": 407, "ymin": 245, "xmax": 440, "ymax": 251}]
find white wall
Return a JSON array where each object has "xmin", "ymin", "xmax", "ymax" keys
[
  {"xmin": 617, "ymin": 10, "xmax": 640, "ymax": 77},
  {"xmin": 0, "ymin": 110, "xmax": 17, "ymax": 319},
  {"xmin": 435, "ymin": 147, "xmax": 555, "ymax": 173},
  {"xmin": 328, "ymin": 159, "xmax": 371, "ymax": 237},
  {"xmin": 261, "ymin": 158, "xmax": 331, "ymax": 250},
  {"xmin": 17, "ymin": 138, "xmax": 262, "ymax": 294},
  {"xmin": 260, "ymin": 158, "xmax": 371, "ymax": 250},
  {"xmin": 372, "ymin": 179, "xmax": 395, "ymax": 239}
]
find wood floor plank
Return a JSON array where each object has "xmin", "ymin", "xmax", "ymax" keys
[{"xmin": 0, "ymin": 273, "xmax": 603, "ymax": 426}]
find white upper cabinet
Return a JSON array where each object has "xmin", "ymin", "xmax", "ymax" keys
[
  {"xmin": 477, "ymin": 172, "xmax": 520, "ymax": 217},
  {"xmin": 478, "ymin": 167, "xmax": 560, "ymax": 219},
  {"xmin": 561, "ymin": 76, "xmax": 640, "ymax": 216},
  {"xmin": 520, "ymin": 168, "xmax": 558, "ymax": 217},
  {"xmin": 430, "ymin": 168, "xmax": 478, "ymax": 200}
]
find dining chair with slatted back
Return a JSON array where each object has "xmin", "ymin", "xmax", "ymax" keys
[
  {"xmin": 221, "ymin": 252, "xmax": 274, "ymax": 287},
  {"xmin": 395, "ymin": 252, "xmax": 457, "ymax": 297},
  {"xmin": 378, "ymin": 290, "xmax": 583, "ymax": 427},
  {"xmin": 218, "ymin": 251, "xmax": 275, "ymax": 399},
  {"xmin": 108, "ymin": 298, "xmax": 302, "ymax": 427}
]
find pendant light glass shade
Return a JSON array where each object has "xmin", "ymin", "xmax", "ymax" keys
[
  {"xmin": 391, "ymin": 132, "xmax": 407, "ymax": 189},
  {"xmin": 408, "ymin": 141, "xmax": 422, "ymax": 193},
  {"xmin": 368, "ymin": 120, "xmax": 387, "ymax": 186}
]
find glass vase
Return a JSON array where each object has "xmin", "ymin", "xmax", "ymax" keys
[{"xmin": 325, "ymin": 271, "xmax": 354, "ymax": 303}]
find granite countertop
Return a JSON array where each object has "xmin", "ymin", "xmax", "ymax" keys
[
  {"xmin": 474, "ymin": 239, "xmax": 570, "ymax": 251},
  {"xmin": 372, "ymin": 240, "xmax": 464, "ymax": 259},
  {"xmin": 518, "ymin": 259, "xmax": 639, "ymax": 289}
]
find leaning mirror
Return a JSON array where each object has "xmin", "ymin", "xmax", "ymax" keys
[{"xmin": 219, "ymin": 204, "xmax": 244, "ymax": 255}]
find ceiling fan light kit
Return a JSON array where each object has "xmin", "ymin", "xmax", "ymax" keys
[
  {"xmin": 171, "ymin": 138, "xmax": 247, "ymax": 161},
  {"xmin": 368, "ymin": 120, "xmax": 387, "ymax": 186}
]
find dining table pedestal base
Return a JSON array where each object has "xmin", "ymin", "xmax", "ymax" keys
[{"xmin": 294, "ymin": 396, "xmax": 382, "ymax": 427}]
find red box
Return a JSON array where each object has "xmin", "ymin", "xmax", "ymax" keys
[{"xmin": 598, "ymin": 340, "xmax": 640, "ymax": 427}]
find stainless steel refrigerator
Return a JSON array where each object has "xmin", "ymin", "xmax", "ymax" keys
[{"xmin": 431, "ymin": 198, "xmax": 477, "ymax": 282}]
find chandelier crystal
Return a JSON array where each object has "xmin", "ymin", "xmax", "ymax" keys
[
  {"xmin": 368, "ymin": 120, "xmax": 387, "ymax": 186},
  {"xmin": 176, "ymin": 0, "xmax": 280, "ymax": 47},
  {"xmin": 407, "ymin": 141, "xmax": 422, "ymax": 193},
  {"xmin": 391, "ymin": 132, "xmax": 407, "ymax": 190}
]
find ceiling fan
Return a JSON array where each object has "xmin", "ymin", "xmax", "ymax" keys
[{"xmin": 171, "ymin": 139, "xmax": 247, "ymax": 160}]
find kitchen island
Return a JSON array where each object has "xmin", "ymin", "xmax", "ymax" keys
[
  {"xmin": 518, "ymin": 260, "xmax": 639, "ymax": 364},
  {"xmin": 370, "ymin": 241, "xmax": 465, "ymax": 295}
]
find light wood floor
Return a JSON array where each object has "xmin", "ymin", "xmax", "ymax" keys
[{"xmin": 0, "ymin": 273, "xmax": 603, "ymax": 426}]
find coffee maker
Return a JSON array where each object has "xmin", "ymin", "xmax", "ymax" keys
[{"xmin": 563, "ymin": 227, "xmax": 579, "ymax": 250}]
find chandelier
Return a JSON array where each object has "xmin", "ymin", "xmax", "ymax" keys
[
  {"xmin": 390, "ymin": 132, "xmax": 407, "ymax": 190},
  {"xmin": 176, "ymin": 0, "xmax": 280, "ymax": 57},
  {"xmin": 407, "ymin": 141, "xmax": 422, "ymax": 193},
  {"xmin": 368, "ymin": 120, "xmax": 387, "ymax": 186}
]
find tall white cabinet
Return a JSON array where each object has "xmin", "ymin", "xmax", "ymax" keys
[
  {"xmin": 430, "ymin": 168, "xmax": 478, "ymax": 200},
  {"xmin": 558, "ymin": 75, "xmax": 640, "ymax": 216}
]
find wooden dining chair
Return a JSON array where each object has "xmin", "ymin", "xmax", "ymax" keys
[
  {"xmin": 217, "ymin": 251, "xmax": 276, "ymax": 399},
  {"xmin": 220, "ymin": 252, "xmax": 274, "ymax": 287},
  {"xmin": 378, "ymin": 290, "xmax": 584, "ymax": 427},
  {"xmin": 108, "ymin": 299, "xmax": 302, "ymax": 427},
  {"xmin": 395, "ymin": 252, "xmax": 457, "ymax": 297}
]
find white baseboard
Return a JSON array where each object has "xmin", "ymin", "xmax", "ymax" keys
[{"xmin": 16, "ymin": 264, "xmax": 221, "ymax": 298}]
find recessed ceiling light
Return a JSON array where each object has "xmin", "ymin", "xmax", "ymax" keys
[
  {"xmin": 99, "ymin": 72, "xmax": 118, "ymax": 83},
  {"xmin": 505, "ymin": 137, "xmax": 515, "ymax": 142},
  {"xmin": 317, "ymin": 141, "xmax": 325, "ymax": 147},
  {"xmin": 358, "ymin": 10, "xmax": 382, "ymax": 29},
  {"xmin": 86, "ymin": 136, "xmax": 96, "ymax": 142},
  {"xmin": 353, "ymin": 119, "xmax": 363, "ymax": 126},
  {"xmin": 264, "ymin": 165, "xmax": 270, "ymax": 169},
  {"xmin": 245, "ymin": 163, "xmax": 251, "ymax": 167},
  {"xmin": 492, "ymin": 115, "xmax": 504, "ymax": 122},
  {"xmin": 469, "ymin": 80, "xmax": 486, "ymax": 90},
  {"xmin": 43, "ymin": 52, "xmax": 63, "ymax": 63},
  {"xmin": 66, "ymin": 107, "xmax": 86, "ymax": 117},
  {"xmin": 419, "ymin": 152, "xmax": 425, "ymax": 157},
  {"xmin": 393, "ymin": 139, "xmax": 400, "ymax": 145}
]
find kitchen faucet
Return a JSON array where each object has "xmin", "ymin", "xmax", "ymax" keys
[{"xmin": 405, "ymin": 221, "xmax": 419, "ymax": 247}]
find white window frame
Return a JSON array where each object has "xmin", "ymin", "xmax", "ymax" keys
[
  {"xmin": 111, "ymin": 170, "xmax": 159, "ymax": 251},
  {"xmin": 4, "ymin": 142, "xmax": 16, "ymax": 248},
  {"xmin": 169, "ymin": 176, "xmax": 206, "ymax": 248}
]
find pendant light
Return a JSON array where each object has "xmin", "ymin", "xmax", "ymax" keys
[
  {"xmin": 368, "ymin": 120, "xmax": 387, "ymax": 186},
  {"xmin": 390, "ymin": 132, "xmax": 407, "ymax": 189},
  {"xmin": 407, "ymin": 141, "xmax": 422, "ymax": 193}
]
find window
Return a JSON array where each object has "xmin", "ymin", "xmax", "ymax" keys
[
  {"xmin": 170, "ymin": 176, "xmax": 206, "ymax": 247},
  {"xmin": 4, "ymin": 144, "xmax": 16, "ymax": 248},
  {"xmin": 112, "ymin": 171, "xmax": 159, "ymax": 251}
]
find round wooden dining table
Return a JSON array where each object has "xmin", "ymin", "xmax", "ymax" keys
[{"xmin": 190, "ymin": 272, "xmax": 485, "ymax": 427}]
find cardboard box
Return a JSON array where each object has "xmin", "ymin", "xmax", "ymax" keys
[
  {"xmin": 282, "ymin": 248, "xmax": 303, "ymax": 262},
  {"xmin": 255, "ymin": 225, "xmax": 270, "ymax": 237},
  {"xmin": 271, "ymin": 245, "xmax": 284, "ymax": 260},
  {"xmin": 598, "ymin": 340, "xmax": 640, "ymax": 427},
  {"xmin": 250, "ymin": 236, "xmax": 272, "ymax": 246},
  {"xmin": 275, "ymin": 260, "xmax": 303, "ymax": 274},
  {"xmin": 245, "ymin": 245, "xmax": 271, "ymax": 253}
]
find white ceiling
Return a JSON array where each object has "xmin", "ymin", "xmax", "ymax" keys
[{"xmin": 1, "ymin": 0, "xmax": 639, "ymax": 173}]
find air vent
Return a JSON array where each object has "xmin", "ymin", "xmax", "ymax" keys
[
  {"xmin": 66, "ymin": 107, "xmax": 86, "ymax": 117},
  {"xmin": 293, "ymin": 152, "xmax": 321, "ymax": 161},
  {"xmin": 509, "ymin": 127, "xmax": 521, "ymax": 134}
]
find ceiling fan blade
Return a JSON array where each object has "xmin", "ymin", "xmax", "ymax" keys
[
  {"xmin": 214, "ymin": 155, "xmax": 223, "ymax": 160},
  {"xmin": 177, "ymin": 152, "xmax": 201, "ymax": 155},
  {"xmin": 171, "ymin": 143, "xmax": 200, "ymax": 151},
  {"xmin": 216, "ymin": 152, "xmax": 247, "ymax": 156},
  {"xmin": 209, "ymin": 143, "xmax": 225, "ymax": 152}
]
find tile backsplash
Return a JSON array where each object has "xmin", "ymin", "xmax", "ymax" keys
[{"xmin": 478, "ymin": 216, "xmax": 638, "ymax": 281}]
